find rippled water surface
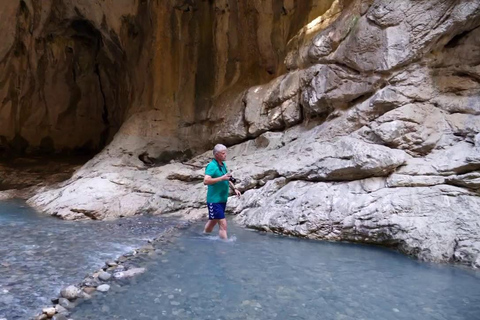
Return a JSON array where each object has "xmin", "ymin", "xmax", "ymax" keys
[
  {"xmin": 0, "ymin": 199, "xmax": 178, "ymax": 319},
  {"xmin": 72, "ymin": 221, "xmax": 480, "ymax": 320}
]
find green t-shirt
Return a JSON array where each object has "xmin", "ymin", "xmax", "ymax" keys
[{"xmin": 205, "ymin": 159, "xmax": 229, "ymax": 203}]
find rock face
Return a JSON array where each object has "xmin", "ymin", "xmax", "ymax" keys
[
  {"xmin": 2, "ymin": 0, "xmax": 480, "ymax": 267},
  {"xmin": 0, "ymin": 0, "xmax": 334, "ymax": 156}
]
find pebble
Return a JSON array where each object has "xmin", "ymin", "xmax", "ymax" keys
[
  {"xmin": 58, "ymin": 298, "xmax": 75, "ymax": 310},
  {"xmin": 42, "ymin": 307, "xmax": 56, "ymax": 316},
  {"xmin": 97, "ymin": 284, "xmax": 110, "ymax": 292},
  {"xmin": 99, "ymin": 271, "xmax": 112, "ymax": 281},
  {"xmin": 106, "ymin": 261, "xmax": 118, "ymax": 267},
  {"xmin": 83, "ymin": 287, "xmax": 96, "ymax": 294},
  {"xmin": 140, "ymin": 244, "xmax": 155, "ymax": 251},
  {"xmin": 82, "ymin": 278, "xmax": 100, "ymax": 287},
  {"xmin": 241, "ymin": 300, "xmax": 262, "ymax": 308},
  {"xmin": 81, "ymin": 292, "xmax": 92, "ymax": 300},
  {"xmin": 55, "ymin": 304, "xmax": 69, "ymax": 315},
  {"xmin": 52, "ymin": 314, "xmax": 68, "ymax": 320},
  {"xmin": 60, "ymin": 285, "xmax": 79, "ymax": 300},
  {"xmin": 113, "ymin": 267, "xmax": 146, "ymax": 280}
]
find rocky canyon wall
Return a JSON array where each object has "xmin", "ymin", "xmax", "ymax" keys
[
  {"xmin": 1, "ymin": 0, "xmax": 480, "ymax": 267},
  {"xmin": 0, "ymin": 0, "xmax": 335, "ymax": 158}
]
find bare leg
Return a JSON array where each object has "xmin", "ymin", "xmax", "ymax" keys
[
  {"xmin": 218, "ymin": 219, "xmax": 228, "ymax": 240},
  {"xmin": 204, "ymin": 220, "xmax": 218, "ymax": 233}
]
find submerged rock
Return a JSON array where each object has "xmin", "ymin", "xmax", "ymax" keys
[
  {"xmin": 55, "ymin": 304, "xmax": 69, "ymax": 315},
  {"xmin": 60, "ymin": 286, "xmax": 80, "ymax": 300},
  {"xmin": 83, "ymin": 287, "xmax": 96, "ymax": 295},
  {"xmin": 96, "ymin": 284, "xmax": 110, "ymax": 293},
  {"xmin": 58, "ymin": 298, "xmax": 75, "ymax": 310},
  {"xmin": 113, "ymin": 268, "xmax": 146, "ymax": 280},
  {"xmin": 42, "ymin": 307, "xmax": 56, "ymax": 317},
  {"xmin": 106, "ymin": 261, "xmax": 118, "ymax": 267},
  {"xmin": 98, "ymin": 272, "xmax": 111, "ymax": 281},
  {"xmin": 51, "ymin": 314, "xmax": 68, "ymax": 320}
]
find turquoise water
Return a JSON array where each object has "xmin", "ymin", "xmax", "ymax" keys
[
  {"xmin": 0, "ymin": 200, "xmax": 178, "ymax": 319},
  {"xmin": 71, "ymin": 222, "xmax": 480, "ymax": 320}
]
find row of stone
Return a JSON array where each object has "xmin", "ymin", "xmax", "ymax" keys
[
  {"xmin": 34, "ymin": 264, "xmax": 147, "ymax": 320},
  {"xmin": 32, "ymin": 222, "xmax": 189, "ymax": 320}
]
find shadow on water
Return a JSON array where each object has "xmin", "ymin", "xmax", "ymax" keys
[{"xmin": 70, "ymin": 220, "xmax": 480, "ymax": 320}]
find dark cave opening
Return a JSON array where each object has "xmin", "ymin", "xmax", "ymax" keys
[{"xmin": 0, "ymin": 18, "xmax": 127, "ymax": 160}]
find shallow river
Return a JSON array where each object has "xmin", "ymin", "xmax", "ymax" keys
[
  {"xmin": 71, "ymin": 221, "xmax": 480, "ymax": 320},
  {"xmin": 0, "ymin": 199, "xmax": 179, "ymax": 319}
]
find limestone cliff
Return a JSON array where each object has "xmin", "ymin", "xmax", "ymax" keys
[
  {"xmin": 1, "ymin": 0, "xmax": 480, "ymax": 267},
  {"xmin": 0, "ymin": 0, "xmax": 334, "ymax": 157}
]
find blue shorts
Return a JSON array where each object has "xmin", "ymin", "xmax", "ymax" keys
[{"xmin": 207, "ymin": 203, "xmax": 226, "ymax": 220}]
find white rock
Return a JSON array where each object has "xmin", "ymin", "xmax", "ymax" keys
[
  {"xmin": 113, "ymin": 268, "xmax": 146, "ymax": 279},
  {"xmin": 97, "ymin": 284, "xmax": 110, "ymax": 292},
  {"xmin": 98, "ymin": 271, "xmax": 112, "ymax": 281},
  {"xmin": 42, "ymin": 307, "xmax": 56, "ymax": 317},
  {"xmin": 60, "ymin": 285, "xmax": 80, "ymax": 300}
]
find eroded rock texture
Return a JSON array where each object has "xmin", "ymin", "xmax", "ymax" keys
[
  {"xmin": 0, "ymin": 0, "xmax": 334, "ymax": 156},
  {"xmin": 2, "ymin": 0, "xmax": 480, "ymax": 267}
]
